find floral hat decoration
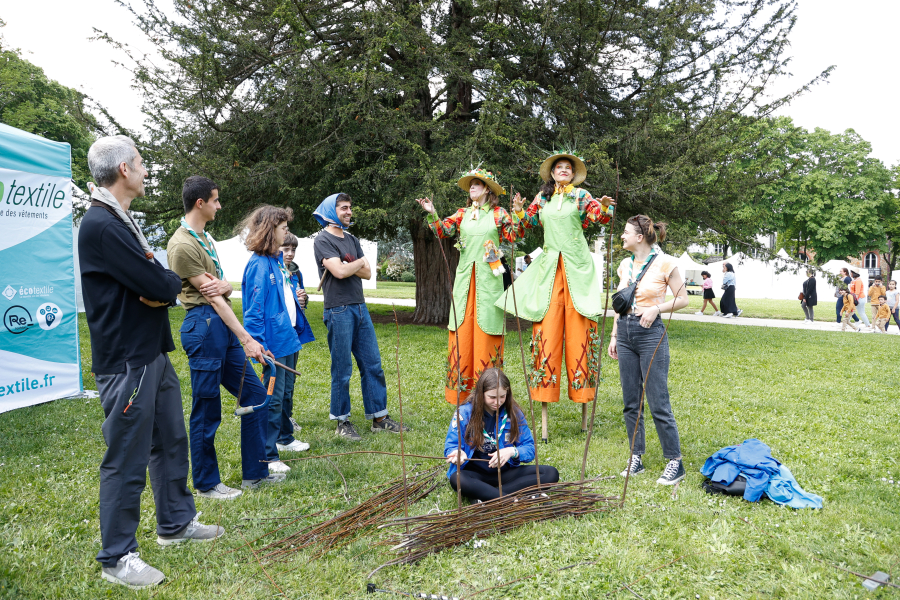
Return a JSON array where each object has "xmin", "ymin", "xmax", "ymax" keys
[
  {"xmin": 539, "ymin": 150, "xmax": 587, "ymax": 186},
  {"xmin": 457, "ymin": 167, "xmax": 507, "ymax": 197}
]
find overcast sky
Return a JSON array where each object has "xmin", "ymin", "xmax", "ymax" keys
[{"xmin": 3, "ymin": 1, "xmax": 898, "ymax": 167}]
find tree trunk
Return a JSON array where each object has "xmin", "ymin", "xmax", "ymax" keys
[{"xmin": 411, "ymin": 218, "xmax": 459, "ymax": 325}]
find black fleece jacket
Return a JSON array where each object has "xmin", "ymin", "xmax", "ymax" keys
[{"xmin": 78, "ymin": 204, "xmax": 181, "ymax": 374}]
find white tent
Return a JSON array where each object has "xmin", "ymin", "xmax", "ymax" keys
[
  {"xmin": 216, "ymin": 232, "xmax": 379, "ymax": 290},
  {"xmin": 698, "ymin": 250, "xmax": 859, "ymax": 301},
  {"xmin": 675, "ymin": 252, "xmax": 708, "ymax": 294}
]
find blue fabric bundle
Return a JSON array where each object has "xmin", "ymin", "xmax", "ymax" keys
[{"xmin": 701, "ymin": 438, "xmax": 823, "ymax": 509}]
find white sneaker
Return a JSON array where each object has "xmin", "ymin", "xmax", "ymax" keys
[
  {"xmin": 101, "ymin": 552, "xmax": 164, "ymax": 589},
  {"xmin": 724, "ymin": 313, "xmax": 734, "ymax": 318},
  {"xmin": 268, "ymin": 460, "xmax": 291, "ymax": 473},
  {"xmin": 694, "ymin": 311, "xmax": 704, "ymax": 316},
  {"xmin": 277, "ymin": 440, "xmax": 310, "ymax": 452},
  {"xmin": 197, "ymin": 482, "xmax": 242, "ymax": 500},
  {"xmin": 157, "ymin": 513, "xmax": 225, "ymax": 546},
  {"xmin": 713, "ymin": 311, "xmax": 722, "ymax": 316},
  {"xmin": 736, "ymin": 309, "xmax": 743, "ymax": 317}
]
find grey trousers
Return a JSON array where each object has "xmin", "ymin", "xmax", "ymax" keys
[
  {"xmin": 94, "ymin": 353, "xmax": 196, "ymax": 566},
  {"xmin": 616, "ymin": 314, "xmax": 682, "ymax": 460}
]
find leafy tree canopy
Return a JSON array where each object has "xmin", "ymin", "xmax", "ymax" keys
[
  {"xmin": 0, "ymin": 23, "xmax": 105, "ymax": 192},
  {"xmin": 109, "ymin": 0, "xmax": 824, "ymax": 322}
]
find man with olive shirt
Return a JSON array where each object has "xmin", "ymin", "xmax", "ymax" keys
[{"xmin": 167, "ymin": 175, "xmax": 284, "ymax": 499}]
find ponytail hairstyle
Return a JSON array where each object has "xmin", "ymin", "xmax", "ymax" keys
[
  {"xmin": 626, "ymin": 215, "xmax": 667, "ymax": 246},
  {"xmin": 463, "ymin": 368, "xmax": 521, "ymax": 449}
]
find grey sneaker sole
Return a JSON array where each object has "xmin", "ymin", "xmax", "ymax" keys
[
  {"xmin": 157, "ymin": 526, "xmax": 224, "ymax": 546},
  {"xmin": 101, "ymin": 571, "xmax": 164, "ymax": 589},
  {"xmin": 196, "ymin": 490, "xmax": 242, "ymax": 500}
]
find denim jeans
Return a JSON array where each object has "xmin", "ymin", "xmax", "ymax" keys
[
  {"xmin": 278, "ymin": 351, "xmax": 299, "ymax": 445},
  {"xmin": 180, "ymin": 305, "xmax": 268, "ymax": 491},
  {"xmin": 616, "ymin": 314, "xmax": 681, "ymax": 459},
  {"xmin": 262, "ymin": 354, "xmax": 292, "ymax": 462},
  {"xmin": 857, "ymin": 300, "xmax": 871, "ymax": 325},
  {"xmin": 323, "ymin": 303, "xmax": 388, "ymax": 421}
]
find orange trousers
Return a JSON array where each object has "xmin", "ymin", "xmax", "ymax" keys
[
  {"xmin": 530, "ymin": 257, "xmax": 598, "ymax": 403},
  {"xmin": 445, "ymin": 269, "xmax": 504, "ymax": 404}
]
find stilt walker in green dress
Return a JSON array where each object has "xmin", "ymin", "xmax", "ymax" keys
[
  {"xmin": 417, "ymin": 169, "xmax": 523, "ymax": 404},
  {"xmin": 496, "ymin": 153, "xmax": 614, "ymax": 441}
]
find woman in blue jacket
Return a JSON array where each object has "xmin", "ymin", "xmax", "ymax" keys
[
  {"xmin": 444, "ymin": 368, "xmax": 559, "ymax": 501},
  {"xmin": 240, "ymin": 205, "xmax": 313, "ymax": 475}
]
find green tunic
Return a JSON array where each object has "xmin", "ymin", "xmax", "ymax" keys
[
  {"xmin": 430, "ymin": 205, "xmax": 507, "ymax": 335},
  {"xmin": 496, "ymin": 190, "xmax": 603, "ymax": 322}
]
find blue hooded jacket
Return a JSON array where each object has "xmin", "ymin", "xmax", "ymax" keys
[
  {"xmin": 241, "ymin": 253, "xmax": 311, "ymax": 358},
  {"xmin": 444, "ymin": 402, "xmax": 536, "ymax": 481}
]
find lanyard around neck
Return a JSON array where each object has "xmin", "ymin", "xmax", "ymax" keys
[
  {"xmin": 180, "ymin": 217, "xmax": 223, "ymax": 279},
  {"xmin": 482, "ymin": 411, "xmax": 509, "ymax": 445}
]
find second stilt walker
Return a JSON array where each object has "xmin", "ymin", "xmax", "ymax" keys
[
  {"xmin": 417, "ymin": 169, "xmax": 523, "ymax": 405},
  {"xmin": 496, "ymin": 152, "xmax": 614, "ymax": 442}
]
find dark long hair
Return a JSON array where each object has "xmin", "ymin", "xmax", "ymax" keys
[
  {"xmin": 463, "ymin": 368, "xmax": 521, "ymax": 449},
  {"xmin": 724, "ymin": 262, "xmax": 735, "ymax": 273}
]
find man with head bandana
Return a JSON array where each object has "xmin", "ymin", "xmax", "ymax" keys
[{"xmin": 312, "ymin": 193, "xmax": 408, "ymax": 440}]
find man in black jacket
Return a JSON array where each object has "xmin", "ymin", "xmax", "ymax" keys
[{"xmin": 80, "ymin": 136, "xmax": 223, "ymax": 590}]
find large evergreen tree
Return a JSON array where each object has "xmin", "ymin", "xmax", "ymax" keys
[{"xmin": 115, "ymin": 0, "xmax": 819, "ymax": 323}]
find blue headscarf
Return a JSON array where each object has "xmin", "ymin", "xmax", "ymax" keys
[{"xmin": 313, "ymin": 193, "xmax": 352, "ymax": 230}]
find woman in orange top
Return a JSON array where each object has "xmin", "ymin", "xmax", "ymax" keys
[
  {"xmin": 608, "ymin": 215, "xmax": 689, "ymax": 486},
  {"xmin": 848, "ymin": 271, "xmax": 871, "ymax": 327}
]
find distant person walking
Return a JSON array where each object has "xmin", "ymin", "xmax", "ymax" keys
[
  {"xmin": 695, "ymin": 271, "xmax": 719, "ymax": 315},
  {"xmin": 719, "ymin": 263, "xmax": 742, "ymax": 318},
  {"xmin": 849, "ymin": 271, "xmax": 871, "ymax": 327},
  {"xmin": 835, "ymin": 268, "xmax": 858, "ymax": 324},
  {"xmin": 867, "ymin": 275, "xmax": 886, "ymax": 324},
  {"xmin": 839, "ymin": 289, "xmax": 861, "ymax": 332},
  {"xmin": 800, "ymin": 270, "xmax": 817, "ymax": 323},
  {"xmin": 886, "ymin": 280, "xmax": 900, "ymax": 332}
]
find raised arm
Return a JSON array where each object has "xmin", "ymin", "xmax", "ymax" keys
[
  {"xmin": 516, "ymin": 193, "xmax": 545, "ymax": 230},
  {"xmin": 494, "ymin": 207, "xmax": 523, "ymax": 243},
  {"xmin": 425, "ymin": 206, "xmax": 465, "ymax": 239},
  {"xmin": 579, "ymin": 190, "xmax": 615, "ymax": 229}
]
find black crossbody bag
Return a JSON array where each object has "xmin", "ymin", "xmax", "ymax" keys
[{"xmin": 611, "ymin": 254, "xmax": 658, "ymax": 316}]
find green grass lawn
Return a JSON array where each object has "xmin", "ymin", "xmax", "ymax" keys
[
  {"xmin": 669, "ymin": 294, "xmax": 880, "ymax": 324},
  {"xmin": 1, "ymin": 303, "xmax": 899, "ymax": 599}
]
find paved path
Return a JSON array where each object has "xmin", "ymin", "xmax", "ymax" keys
[{"xmin": 229, "ymin": 291, "xmax": 892, "ymax": 334}]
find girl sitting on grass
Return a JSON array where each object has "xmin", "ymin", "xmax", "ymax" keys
[{"xmin": 444, "ymin": 368, "xmax": 559, "ymax": 502}]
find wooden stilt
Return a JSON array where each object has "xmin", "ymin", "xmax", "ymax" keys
[
  {"xmin": 581, "ymin": 403, "xmax": 588, "ymax": 433},
  {"xmin": 541, "ymin": 402, "xmax": 549, "ymax": 443}
]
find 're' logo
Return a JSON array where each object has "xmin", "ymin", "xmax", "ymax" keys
[
  {"xmin": 35, "ymin": 303, "xmax": 62, "ymax": 331},
  {"xmin": 2, "ymin": 285, "xmax": 16, "ymax": 301},
  {"xmin": 4, "ymin": 305, "xmax": 33, "ymax": 334}
]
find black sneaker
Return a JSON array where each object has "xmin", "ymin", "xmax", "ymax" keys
[
  {"xmin": 335, "ymin": 420, "xmax": 362, "ymax": 441},
  {"xmin": 620, "ymin": 454, "xmax": 645, "ymax": 477},
  {"xmin": 657, "ymin": 459, "xmax": 685, "ymax": 485},
  {"xmin": 371, "ymin": 416, "xmax": 409, "ymax": 434}
]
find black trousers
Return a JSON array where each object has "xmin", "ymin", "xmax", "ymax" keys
[
  {"xmin": 448, "ymin": 464, "xmax": 560, "ymax": 502},
  {"xmin": 94, "ymin": 353, "xmax": 196, "ymax": 566}
]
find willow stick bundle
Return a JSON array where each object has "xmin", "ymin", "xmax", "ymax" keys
[{"xmin": 259, "ymin": 465, "xmax": 442, "ymax": 562}]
